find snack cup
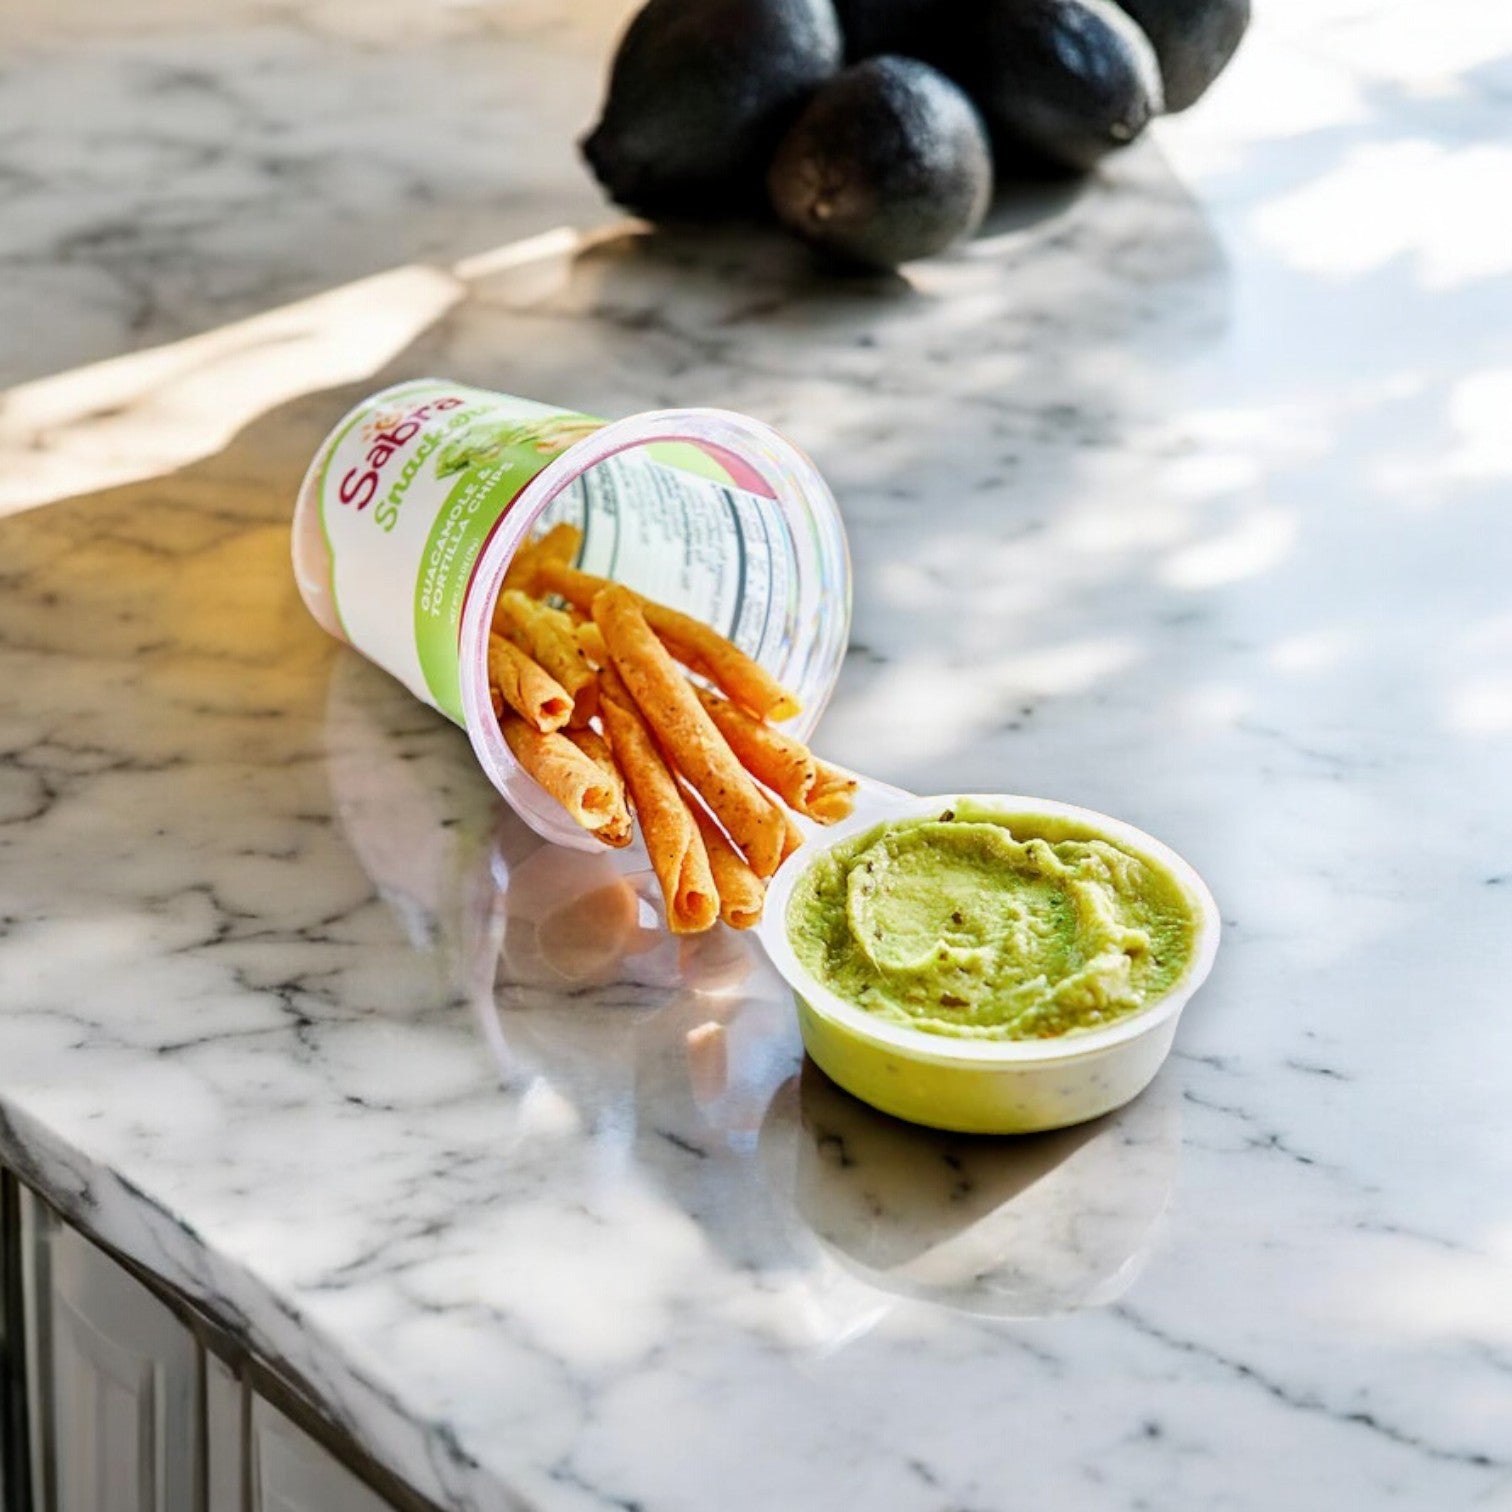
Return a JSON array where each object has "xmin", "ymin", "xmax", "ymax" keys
[
  {"xmin": 756, "ymin": 794, "xmax": 1221, "ymax": 1135},
  {"xmin": 293, "ymin": 380, "xmax": 850, "ymax": 848}
]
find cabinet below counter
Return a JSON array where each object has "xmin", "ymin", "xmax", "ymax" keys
[{"xmin": 2, "ymin": 1170, "xmax": 422, "ymax": 1512}]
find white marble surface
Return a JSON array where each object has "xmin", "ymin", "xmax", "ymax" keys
[{"xmin": 3, "ymin": 1, "xmax": 1512, "ymax": 1508}]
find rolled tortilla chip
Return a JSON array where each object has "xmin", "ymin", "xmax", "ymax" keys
[
  {"xmin": 536, "ymin": 562, "xmax": 614, "ymax": 613},
  {"xmin": 493, "ymin": 589, "xmax": 598, "ymax": 725},
  {"xmin": 661, "ymin": 624, "xmax": 801, "ymax": 724},
  {"xmin": 805, "ymin": 764, "xmax": 860, "ymax": 824},
  {"xmin": 574, "ymin": 620, "xmax": 609, "ymax": 667},
  {"xmin": 695, "ymin": 687, "xmax": 817, "ymax": 812},
  {"xmin": 598, "ymin": 668, "xmax": 718, "ymax": 934},
  {"xmin": 697, "ymin": 690, "xmax": 856, "ymax": 825},
  {"xmin": 501, "ymin": 539, "xmax": 539, "ymax": 595},
  {"xmin": 593, "ymin": 586, "xmax": 787, "ymax": 878},
  {"xmin": 682, "ymin": 786, "xmax": 765, "ymax": 930},
  {"xmin": 533, "ymin": 521, "xmax": 582, "ymax": 570},
  {"xmin": 500, "ymin": 717, "xmax": 618, "ymax": 834},
  {"xmin": 538, "ymin": 562, "xmax": 800, "ymax": 722},
  {"xmin": 564, "ymin": 727, "xmax": 633, "ymax": 848},
  {"xmin": 488, "ymin": 634, "xmax": 572, "ymax": 733},
  {"xmin": 502, "ymin": 521, "xmax": 581, "ymax": 595}
]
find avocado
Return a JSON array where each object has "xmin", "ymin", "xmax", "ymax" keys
[
  {"xmin": 945, "ymin": 0, "xmax": 1162, "ymax": 172},
  {"xmin": 1111, "ymin": 0, "xmax": 1248, "ymax": 111},
  {"xmin": 581, "ymin": 0, "xmax": 843, "ymax": 216},
  {"xmin": 766, "ymin": 56, "xmax": 992, "ymax": 269}
]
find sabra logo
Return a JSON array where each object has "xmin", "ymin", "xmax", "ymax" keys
[{"xmin": 337, "ymin": 395, "xmax": 464, "ymax": 511}]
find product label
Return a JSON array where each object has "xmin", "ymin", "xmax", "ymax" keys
[
  {"xmin": 317, "ymin": 381, "xmax": 603, "ymax": 721},
  {"xmin": 313, "ymin": 380, "xmax": 802, "ymax": 729}
]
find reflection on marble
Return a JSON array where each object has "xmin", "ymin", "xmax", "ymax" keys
[
  {"xmin": 762, "ymin": 1064, "xmax": 1180, "ymax": 1323},
  {"xmin": 3, "ymin": 0, "xmax": 1512, "ymax": 1508}
]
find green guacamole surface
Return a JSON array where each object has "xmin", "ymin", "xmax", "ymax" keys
[{"xmin": 787, "ymin": 805, "xmax": 1199, "ymax": 1041}]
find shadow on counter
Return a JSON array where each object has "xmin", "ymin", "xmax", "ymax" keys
[{"xmin": 762, "ymin": 1061, "xmax": 1180, "ymax": 1325}]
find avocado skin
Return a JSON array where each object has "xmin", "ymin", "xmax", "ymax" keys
[
  {"xmin": 1110, "ymin": 0, "xmax": 1248, "ymax": 110},
  {"xmin": 943, "ymin": 0, "xmax": 1162, "ymax": 172},
  {"xmin": 581, "ymin": 0, "xmax": 843, "ymax": 215},
  {"xmin": 767, "ymin": 56, "xmax": 992, "ymax": 269}
]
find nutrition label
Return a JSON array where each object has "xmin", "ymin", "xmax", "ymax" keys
[{"xmin": 535, "ymin": 448, "xmax": 799, "ymax": 668}]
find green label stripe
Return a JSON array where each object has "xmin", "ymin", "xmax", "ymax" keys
[
  {"xmin": 643, "ymin": 440, "xmax": 735, "ymax": 487},
  {"xmin": 413, "ymin": 458, "xmax": 539, "ymax": 723},
  {"xmin": 408, "ymin": 413, "xmax": 735, "ymax": 726},
  {"xmin": 409, "ymin": 409, "xmax": 605, "ymax": 723}
]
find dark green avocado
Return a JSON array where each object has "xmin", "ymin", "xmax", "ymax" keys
[
  {"xmin": 581, "ymin": 0, "xmax": 843, "ymax": 216},
  {"xmin": 1111, "ymin": 0, "xmax": 1249, "ymax": 111},
  {"xmin": 945, "ymin": 0, "xmax": 1163, "ymax": 172},
  {"xmin": 766, "ymin": 55, "xmax": 992, "ymax": 268}
]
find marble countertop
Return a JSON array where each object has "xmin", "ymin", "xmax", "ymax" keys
[{"xmin": 2, "ymin": 0, "xmax": 1510, "ymax": 1508}]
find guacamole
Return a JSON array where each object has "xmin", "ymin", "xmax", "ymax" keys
[{"xmin": 787, "ymin": 806, "xmax": 1198, "ymax": 1041}]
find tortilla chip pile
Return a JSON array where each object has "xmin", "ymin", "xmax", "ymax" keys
[{"xmin": 489, "ymin": 523, "xmax": 857, "ymax": 933}]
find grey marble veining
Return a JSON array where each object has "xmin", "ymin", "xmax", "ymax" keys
[{"xmin": 3, "ymin": 0, "xmax": 1512, "ymax": 1508}]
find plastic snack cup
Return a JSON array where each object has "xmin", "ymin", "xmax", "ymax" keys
[{"xmin": 292, "ymin": 379, "xmax": 851, "ymax": 848}]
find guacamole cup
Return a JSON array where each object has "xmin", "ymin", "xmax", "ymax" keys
[{"xmin": 757, "ymin": 794, "xmax": 1221, "ymax": 1135}]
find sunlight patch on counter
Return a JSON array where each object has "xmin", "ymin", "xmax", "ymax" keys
[
  {"xmin": 1371, "ymin": 369, "xmax": 1512, "ymax": 506},
  {"xmin": 1174, "ymin": 682, "xmax": 1250, "ymax": 729},
  {"xmin": 1440, "ymin": 369, "xmax": 1512, "ymax": 483},
  {"xmin": 1336, "ymin": 1225, "xmax": 1512, "ymax": 1350},
  {"xmin": 1445, "ymin": 679, "xmax": 1512, "ymax": 736},
  {"xmin": 1153, "ymin": 33, "xmax": 1366, "ymax": 183},
  {"xmin": 1252, "ymin": 142, "xmax": 1512, "ymax": 290},
  {"xmin": 1268, "ymin": 628, "xmax": 1356, "ymax": 675},
  {"xmin": 821, "ymin": 638, "xmax": 1139, "ymax": 764},
  {"xmin": 1307, "ymin": 0, "xmax": 1512, "ymax": 90},
  {"xmin": 1160, "ymin": 508, "xmax": 1295, "ymax": 590},
  {"xmin": 0, "ymin": 227, "xmax": 582, "ymax": 518}
]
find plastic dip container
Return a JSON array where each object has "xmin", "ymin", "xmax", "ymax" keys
[
  {"xmin": 292, "ymin": 379, "xmax": 851, "ymax": 848},
  {"xmin": 756, "ymin": 793, "xmax": 1222, "ymax": 1134}
]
